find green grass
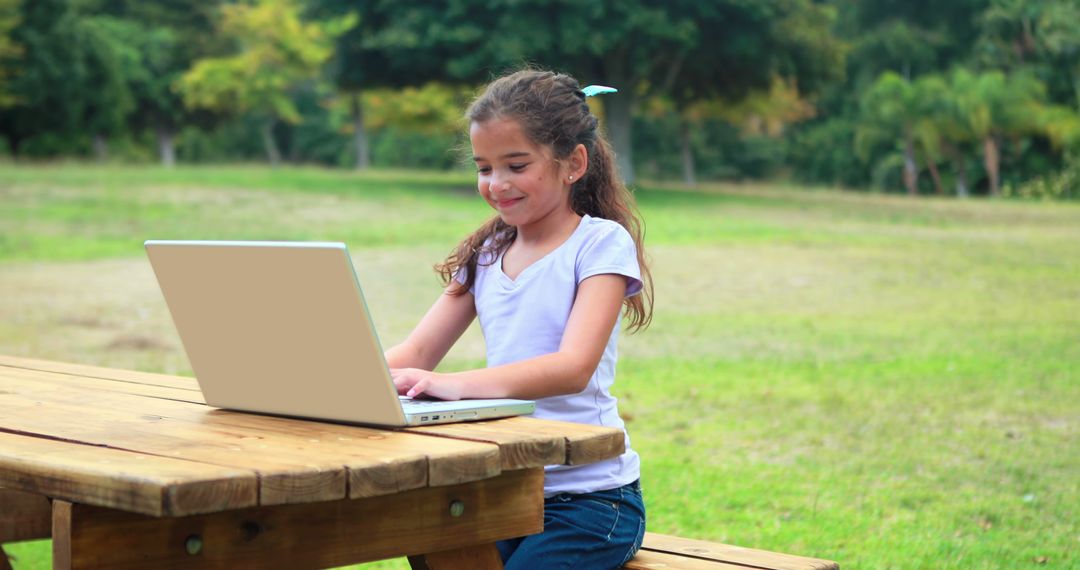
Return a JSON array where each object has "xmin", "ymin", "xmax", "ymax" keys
[{"xmin": 1, "ymin": 165, "xmax": 1078, "ymax": 569}]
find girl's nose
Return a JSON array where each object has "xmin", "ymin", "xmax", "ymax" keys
[{"xmin": 490, "ymin": 173, "xmax": 510, "ymax": 193}]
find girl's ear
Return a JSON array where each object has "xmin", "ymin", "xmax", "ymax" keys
[{"xmin": 567, "ymin": 144, "xmax": 588, "ymax": 183}]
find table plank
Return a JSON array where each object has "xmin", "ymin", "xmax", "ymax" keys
[
  {"xmin": 1, "ymin": 360, "xmax": 627, "ymax": 471},
  {"xmin": 0, "ymin": 364, "xmax": 205, "ymax": 404},
  {"xmin": 53, "ymin": 468, "xmax": 544, "ymax": 569},
  {"xmin": 411, "ymin": 416, "xmax": 626, "ymax": 467},
  {"xmin": 0, "ymin": 433, "xmax": 256, "ymax": 517},
  {"xmin": 1, "ymin": 369, "xmax": 501, "ymax": 505},
  {"xmin": 0, "ymin": 355, "xmax": 199, "ymax": 391},
  {"xmin": 6, "ymin": 364, "xmax": 504, "ymax": 487}
]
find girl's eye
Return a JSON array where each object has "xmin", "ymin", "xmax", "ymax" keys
[
  {"xmin": 477, "ymin": 166, "xmax": 491, "ymax": 175},
  {"xmin": 509, "ymin": 163, "xmax": 528, "ymax": 172}
]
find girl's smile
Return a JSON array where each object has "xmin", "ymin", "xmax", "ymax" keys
[{"xmin": 495, "ymin": 196, "xmax": 524, "ymax": 209}]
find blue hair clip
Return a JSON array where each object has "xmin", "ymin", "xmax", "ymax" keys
[{"xmin": 582, "ymin": 85, "xmax": 618, "ymax": 97}]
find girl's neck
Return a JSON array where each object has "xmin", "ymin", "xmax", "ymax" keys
[{"xmin": 514, "ymin": 207, "xmax": 582, "ymax": 247}]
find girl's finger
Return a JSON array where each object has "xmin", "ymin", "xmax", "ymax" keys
[{"xmin": 407, "ymin": 378, "xmax": 427, "ymax": 398}]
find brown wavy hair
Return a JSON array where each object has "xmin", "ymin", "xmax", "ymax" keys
[{"xmin": 436, "ymin": 69, "xmax": 653, "ymax": 332}]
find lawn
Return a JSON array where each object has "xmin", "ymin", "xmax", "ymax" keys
[{"xmin": 1, "ymin": 165, "xmax": 1077, "ymax": 569}]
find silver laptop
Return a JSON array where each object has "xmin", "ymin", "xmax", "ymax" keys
[{"xmin": 144, "ymin": 240, "xmax": 534, "ymax": 427}]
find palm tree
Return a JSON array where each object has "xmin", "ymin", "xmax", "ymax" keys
[
  {"xmin": 951, "ymin": 69, "xmax": 1046, "ymax": 196},
  {"xmin": 857, "ymin": 72, "xmax": 922, "ymax": 195}
]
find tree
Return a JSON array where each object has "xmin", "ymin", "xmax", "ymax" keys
[
  {"xmin": 309, "ymin": 1, "xmax": 417, "ymax": 170},
  {"xmin": 923, "ymin": 74, "xmax": 979, "ymax": 197},
  {"xmin": 857, "ymin": 72, "xmax": 923, "ymax": 195},
  {"xmin": 952, "ymin": 69, "xmax": 1047, "ymax": 196},
  {"xmin": 71, "ymin": 16, "xmax": 144, "ymax": 161},
  {"xmin": 0, "ymin": 0, "xmax": 21, "ymax": 108},
  {"xmin": 177, "ymin": 0, "xmax": 352, "ymax": 166},
  {"xmin": 353, "ymin": 0, "xmax": 840, "ymax": 185},
  {"xmin": 662, "ymin": 1, "xmax": 842, "ymax": 185},
  {"xmin": 0, "ymin": 0, "xmax": 144, "ymax": 160},
  {"xmin": 977, "ymin": 0, "xmax": 1080, "ymax": 107},
  {"xmin": 89, "ymin": 0, "xmax": 229, "ymax": 167},
  {"xmin": 668, "ymin": 77, "xmax": 816, "ymax": 185},
  {"xmin": 909, "ymin": 76, "xmax": 951, "ymax": 195}
]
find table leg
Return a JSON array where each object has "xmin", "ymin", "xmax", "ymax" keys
[
  {"xmin": 407, "ymin": 543, "xmax": 503, "ymax": 569},
  {"xmin": 51, "ymin": 501, "xmax": 72, "ymax": 570}
]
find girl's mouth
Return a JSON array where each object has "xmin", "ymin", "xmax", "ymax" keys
[{"xmin": 496, "ymin": 197, "xmax": 524, "ymax": 209}]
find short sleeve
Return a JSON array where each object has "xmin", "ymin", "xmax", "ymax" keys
[
  {"xmin": 453, "ymin": 266, "xmax": 468, "ymax": 285},
  {"xmin": 452, "ymin": 240, "xmax": 500, "ymax": 294},
  {"xmin": 576, "ymin": 223, "xmax": 643, "ymax": 297}
]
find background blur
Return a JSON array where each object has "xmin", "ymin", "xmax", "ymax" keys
[
  {"xmin": 1, "ymin": 0, "xmax": 1079, "ymax": 198},
  {"xmin": 1, "ymin": 1, "xmax": 1079, "ymax": 569}
]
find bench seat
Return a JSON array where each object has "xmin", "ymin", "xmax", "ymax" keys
[{"xmin": 625, "ymin": 532, "xmax": 839, "ymax": 570}]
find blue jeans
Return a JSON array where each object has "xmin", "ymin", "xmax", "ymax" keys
[{"xmin": 496, "ymin": 480, "xmax": 646, "ymax": 570}]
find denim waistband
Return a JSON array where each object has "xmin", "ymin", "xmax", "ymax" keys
[{"xmin": 547, "ymin": 479, "xmax": 641, "ymax": 502}]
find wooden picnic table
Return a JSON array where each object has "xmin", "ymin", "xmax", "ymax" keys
[{"xmin": 0, "ymin": 355, "xmax": 625, "ymax": 569}]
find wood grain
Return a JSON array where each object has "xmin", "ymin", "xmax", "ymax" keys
[
  {"xmin": 0, "ymin": 355, "xmax": 200, "ymax": 391},
  {"xmin": 623, "ymin": 549, "xmax": 750, "ymax": 569},
  {"xmin": 0, "ymin": 433, "xmax": 257, "ymax": 517},
  {"xmin": 51, "ymin": 469, "xmax": 543, "ymax": 570},
  {"xmin": 0, "ymin": 359, "xmax": 624, "ymax": 470},
  {"xmin": 0, "ymin": 488, "xmax": 51, "ymax": 542},
  {"xmin": 410, "ymin": 416, "xmax": 625, "ymax": 468},
  {"xmin": 52, "ymin": 500, "xmax": 72, "ymax": 570},
  {"xmin": 636, "ymin": 533, "xmax": 840, "ymax": 570},
  {"xmin": 1, "ymin": 369, "xmax": 502, "ymax": 505},
  {"xmin": 408, "ymin": 543, "xmax": 504, "ymax": 569}
]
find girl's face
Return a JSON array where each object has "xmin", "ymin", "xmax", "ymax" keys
[{"xmin": 470, "ymin": 118, "xmax": 575, "ymax": 230}]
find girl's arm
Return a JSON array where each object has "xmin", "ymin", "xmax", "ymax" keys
[
  {"xmin": 384, "ymin": 285, "xmax": 477, "ymax": 371},
  {"xmin": 392, "ymin": 273, "xmax": 627, "ymax": 400}
]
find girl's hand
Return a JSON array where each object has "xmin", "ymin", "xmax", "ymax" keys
[{"xmin": 390, "ymin": 368, "xmax": 464, "ymax": 400}]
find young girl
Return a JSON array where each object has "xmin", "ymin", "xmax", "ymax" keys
[{"xmin": 385, "ymin": 69, "xmax": 653, "ymax": 569}]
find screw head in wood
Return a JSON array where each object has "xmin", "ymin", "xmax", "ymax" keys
[
  {"xmin": 449, "ymin": 500, "xmax": 465, "ymax": 518},
  {"xmin": 185, "ymin": 534, "xmax": 203, "ymax": 555}
]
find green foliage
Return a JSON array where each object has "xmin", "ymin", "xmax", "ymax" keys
[
  {"xmin": 361, "ymin": 83, "xmax": 470, "ymax": 135},
  {"xmin": 0, "ymin": 0, "xmax": 21, "ymax": 107},
  {"xmin": 856, "ymin": 72, "xmax": 919, "ymax": 162},
  {"xmin": 369, "ymin": 127, "xmax": 462, "ymax": 171},
  {"xmin": 1011, "ymin": 151, "xmax": 1080, "ymax": 199},
  {"xmin": 177, "ymin": 0, "xmax": 353, "ymax": 124},
  {"xmin": 3, "ymin": 0, "xmax": 1080, "ymax": 194},
  {"xmin": 975, "ymin": 0, "xmax": 1080, "ymax": 106},
  {"xmin": 786, "ymin": 118, "xmax": 867, "ymax": 188}
]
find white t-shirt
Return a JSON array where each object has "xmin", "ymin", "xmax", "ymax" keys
[{"xmin": 464, "ymin": 215, "xmax": 642, "ymax": 496}]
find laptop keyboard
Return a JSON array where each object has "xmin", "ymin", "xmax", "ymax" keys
[{"xmin": 399, "ymin": 397, "xmax": 444, "ymax": 407}]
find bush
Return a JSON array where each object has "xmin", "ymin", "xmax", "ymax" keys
[
  {"xmin": 370, "ymin": 127, "xmax": 462, "ymax": 170},
  {"xmin": 1009, "ymin": 152, "xmax": 1080, "ymax": 200},
  {"xmin": 786, "ymin": 118, "xmax": 868, "ymax": 188}
]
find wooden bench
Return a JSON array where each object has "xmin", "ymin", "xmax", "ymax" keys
[{"xmin": 625, "ymin": 532, "xmax": 839, "ymax": 570}]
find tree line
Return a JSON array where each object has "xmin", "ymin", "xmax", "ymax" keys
[{"xmin": 0, "ymin": 0, "xmax": 1077, "ymax": 198}]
